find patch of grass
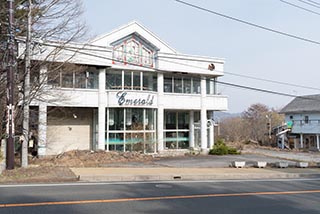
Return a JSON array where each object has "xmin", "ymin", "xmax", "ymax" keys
[{"xmin": 209, "ymin": 139, "xmax": 240, "ymax": 155}]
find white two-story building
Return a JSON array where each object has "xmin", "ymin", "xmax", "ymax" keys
[{"xmin": 27, "ymin": 21, "xmax": 228, "ymax": 155}]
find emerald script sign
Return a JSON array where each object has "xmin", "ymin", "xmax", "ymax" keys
[{"xmin": 116, "ymin": 91, "xmax": 154, "ymax": 106}]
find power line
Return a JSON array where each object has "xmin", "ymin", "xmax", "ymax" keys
[
  {"xmin": 305, "ymin": 0, "xmax": 320, "ymax": 6},
  {"xmin": 297, "ymin": 0, "xmax": 320, "ymax": 8},
  {"xmin": 18, "ymin": 39, "xmax": 320, "ymax": 95},
  {"xmin": 158, "ymin": 57, "xmax": 320, "ymax": 91},
  {"xmin": 280, "ymin": 0, "xmax": 320, "ymax": 16},
  {"xmin": 174, "ymin": 0, "xmax": 320, "ymax": 45},
  {"xmin": 17, "ymin": 37, "xmax": 320, "ymax": 92},
  {"xmin": 33, "ymin": 41, "xmax": 318, "ymax": 100},
  {"xmin": 216, "ymin": 80, "xmax": 298, "ymax": 98}
]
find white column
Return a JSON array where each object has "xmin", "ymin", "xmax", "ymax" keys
[
  {"xmin": 38, "ymin": 103, "xmax": 47, "ymax": 156},
  {"xmin": 189, "ymin": 111, "xmax": 195, "ymax": 148},
  {"xmin": 157, "ymin": 73, "xmax": 164, "ymax": 151},
  {"xmin": 300, "ymin": 134, "xmax": 303, "ymax": 148},
  {"xmin": 208, "ymin": 111, "xmax": 214, "ymax": 149},
  {"xmin": 98, "ymin": 68, "xmax": 106, "ymax": 151},
  {"xmin": 200, "ymin": 77, "xmax": 208, "ymax": 151},
  {"xmin": 317, "ymin": 134, "xmax": 320, "ymax": 150}
]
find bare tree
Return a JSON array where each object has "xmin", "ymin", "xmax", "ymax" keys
[
  {"xmin": 219, "ymin": 103, "xmax": 285, "ymax": 146},
  {"xmin": 0, "ymin": 0, "xmax": 87, "ymax": 167},
  {"xmin": 219, "ymin": 117, "xmax": 247, "ymax": 142}
]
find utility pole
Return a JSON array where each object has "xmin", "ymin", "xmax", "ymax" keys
[
  {"xmin": 21, "ymin": 0, "xmax": 32, "ymax": 168},
  {"xmin": 6, "ymin": 0, "xmax": 15, "ymax": 170}
]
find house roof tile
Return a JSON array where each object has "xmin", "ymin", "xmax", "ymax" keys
[{"xmin": 280, "ymin": 94, "xmax": 320, "ymax": 113}]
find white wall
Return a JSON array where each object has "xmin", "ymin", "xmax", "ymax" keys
[{"xmin": 46, "ymin": 108, "xmax": 93, "ymax": 155}]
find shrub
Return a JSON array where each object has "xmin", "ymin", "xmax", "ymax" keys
[{"xmin": 209, "ymin": 139, "xmax": 240, "ymax": 155}]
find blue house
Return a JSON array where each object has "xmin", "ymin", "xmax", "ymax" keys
[{"xmin": 279, "ymin": 94, "xmax": 320, "ymax": 151}]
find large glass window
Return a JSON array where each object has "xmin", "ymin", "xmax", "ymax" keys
[
  {"xmin": 106, "ymin": 70, "xmax": 157, "ymax": 92},
  {"xmin": 164, "ymin": 111, "xmax": 189, "ymax": 149},
  {"xmin": 164, "ymin": 76, "xmax": 173, "ymax": 92},
  {"xmin": 107, "ymin": 108, "xmax": 156, "ymax": 153},
  {"xmin": 61, "ymin": 72, "xmax": 73, "ymax": 88},
  {"xmin": 109, "ymin": 108, "xmax": 124, "ymax": 130},
  {"xmin": 48, "ymin": 65, "xmax": 99, "ymax": 89},
  {"xmin": 106, "ymin": 70, "xmax": 122, "ymax": 90},
  {"xmin": 48, "ymin": 71, "xmax": 60, "ymax": 87},
  {"xmin": 75, "ymin": 71, "xmax": 86, "ymax": 88},
  {"xmin": 124, "ymin": 72, "xmax": 132, "ymax": 90},
  {"xmin": 183, "ymin": 78, "xmax": 191, "ymax": 94},
  {"xmin": 145, "ymin": 109, "xmax": 155, "ymax": 130},
  {"xmin": 174, "ymin": 77, "xmax": 183, "ymax": 93},
  {"xmin": 126, "ymin": 108, "xmax": 143, "ymax": 130},
  {"xmin": 87, "ymin": 68, "xmax": 99, "ymax": 89},
  {"xmin": 193, "ymin": 78, "xmax": 201, "ymax": 94},
  {"xmin": 206, "ymin": 78, "xmax": 216, "ymax": 95},
  {"xmin": 133, "ymin": 72, "xmax": 141, "ymax": 90},
  {"xmin": 143, "ymin": 72, "xmax": 157, "ymax": 91},
  {"xmin": 164, "ymin": 75, "xmax": 201, "ymax": 94}
]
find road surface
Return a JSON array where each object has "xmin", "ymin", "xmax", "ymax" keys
[{"xmin": 1, "ymin": 178, "xmax": 320, "ymax": 213}]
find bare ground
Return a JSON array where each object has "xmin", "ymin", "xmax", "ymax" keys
[{"xmin": 0, "ymin": 150, "xmax": 155, "ymax": 183}]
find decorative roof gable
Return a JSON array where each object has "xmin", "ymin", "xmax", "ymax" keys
[
  {"xmin": 111, "ymin": 33, "xmax": 157, "ymax": 67},
  {"xmin": 90, "ymin": 21, "xmax": 177, "ymax": 54}
]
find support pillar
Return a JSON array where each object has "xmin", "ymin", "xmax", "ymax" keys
[
  {"xmin": 208, "ymin": 111, "xmax": 214, "ymax": 149},
  {"xmin": 98, "ymin": 68, "xmax": 106, "ymax": 151},
  {"xmin": 157, "ymin": 73, "xmax": 164, "ymax": 151},
  {"xmin": 189, "ymin": 111, "xmax": 194, "ymax": 148},
  {"xmin": 316, "ymin": 134, "xmax": 320, "ymax": 150},
  {"xmin": 200, "ymin": 77, "xmax": 207, "ymax": 152},
  {"xmin": 300, "ymin": 134, "xmax": 303, "ymax": 148}
]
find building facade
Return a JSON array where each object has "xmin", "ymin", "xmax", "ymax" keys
[
  {"xmin": 28, "ymin": 21, "xmax": 228, "ymax": 155},
  {"xmin": 279, "ymin": 94, "xmax": 320, "ymax": 150}
]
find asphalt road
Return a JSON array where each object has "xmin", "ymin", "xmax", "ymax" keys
[{"xmin": 1, "ymin": 179, "xmax": 320, "ymax": 214}]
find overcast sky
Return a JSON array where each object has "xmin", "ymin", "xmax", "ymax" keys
[{"xmin": 82, "ymin": 0, "xmax": 320, "ymax": 113}]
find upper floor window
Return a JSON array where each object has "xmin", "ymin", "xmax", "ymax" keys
[
  {"xmin": 164, "ymin": 75, "xmax": 200, "ymax": 94},
  {"xmin": 304, "ymin": 116, "xmax": 309, "ymax": 124},
  {"xmin": 48, "ymin": 65, "xmax": 99, "ymax": 89},
  {"xmin": 206, "ymin": 78, "xmax": 217, "ymax": 95},
  {"xmin": 106, "ymin": 69, "xmax": 157, "ymax": 92},
  {"xmin": 112, "ymin": 34, "xmax": 155, "ymax": 68}
]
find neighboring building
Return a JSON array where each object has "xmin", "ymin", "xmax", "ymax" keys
[
  {"xmin": 279, "ymin": 94, "xmax": 320, "ymax": 150},
  {"xmin": 26, "ymin": 21, "xmax": 228, "ymax": 155}
]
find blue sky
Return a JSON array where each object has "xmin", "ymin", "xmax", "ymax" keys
[{"xmin": 82, "ymin": 0, "xmax": 320, "ymax": 113}]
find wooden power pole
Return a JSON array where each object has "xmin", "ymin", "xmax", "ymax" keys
[{"xmin": 6, "ymin": 0, "xmax": 15, "ymax": 170}]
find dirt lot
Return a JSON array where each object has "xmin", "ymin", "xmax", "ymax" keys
[{"xmin": 0, "ymin": 150, "xmax": 155, "ymax": 183}]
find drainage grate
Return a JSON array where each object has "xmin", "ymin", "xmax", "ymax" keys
[{"xmin": 173, "ymin": 176, "xmax": 182, "ymax": 180}]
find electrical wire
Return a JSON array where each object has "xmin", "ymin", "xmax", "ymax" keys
[
  {"xmin": 174, "ymin": 0, "xmax": 320, "ymax": 45},
  {"xmin": 305, "ymin": 0, "xmax": 320, "ymax": 6},
  {"xmin": 280, "ymin": 0, "xmax": 320, "ymax": 16},
  {"xmin": 16, "ymin": 36, "xmax": 320, "ymax": 92},
  {"xmin": 158, "ymin": 57, "xmax": 320, "ymax": 91},
  {"xmin": 31, "ymin": 41, "xmax": 320, "ymax": 101},
  {"xmin": 17, "ymin": 38, "xmax": 320, "ymax": 97},
  {"xmin": 297, "ymin": 0, "xmax": 320, "ymax": 8}
]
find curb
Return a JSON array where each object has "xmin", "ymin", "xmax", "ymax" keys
[
  {"xmin": 77, "ymin": 172, "xmax": 320, "ymax": 182},
  {"xmin": 0, "ymin": 176, "xmax": 79, "ymax": 184}
]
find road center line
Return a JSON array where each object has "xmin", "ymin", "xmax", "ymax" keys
[{"xmin": 1, "ymin": 189, "xmax": 320, "ymax": 208}]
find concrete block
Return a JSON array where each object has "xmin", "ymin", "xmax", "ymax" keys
[
  {"xmin": 276, "ymin": 162, "xmax": 289, "ymax": 168},
  {"xmin": 296, "ymin": 162, "xmax": 309, "ymax": 168},
  {"xmin": 255, "ymin": 161, "xmax": 267, "ymax": 168},
  {"xmin": 232, "ymin": 161, "xmax": 246, "ymax": 168}
]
